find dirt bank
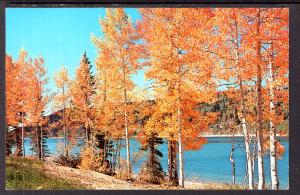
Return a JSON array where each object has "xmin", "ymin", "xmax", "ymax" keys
[{"xmin": 43, "ymin": 159, "xmax": 239, "ymax": 190}]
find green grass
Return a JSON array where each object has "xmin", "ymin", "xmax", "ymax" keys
[{"xmin": 6, "ymin": 157, "xmax": 87, "ymax": 190}]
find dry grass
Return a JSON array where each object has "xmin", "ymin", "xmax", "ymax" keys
[{"xmin": 43, "ymin": 158, "xmax": 245, "ymax": 190}]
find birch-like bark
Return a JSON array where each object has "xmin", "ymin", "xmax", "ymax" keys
[
  {"xmin": 124, "ymin": 91, "xmax": 131, "ymax": 175},
  {"xmin": 40, "ymin": 125, "xmax": 43, "ymax": 160},
  {"xmin": 240, "ymin": 103, "xmax": 254, "ymax": 190},
  {"xmin": 176, "ymin": 64, "xmax": 184, "ymax": 188},
  {"xmin": 256, "ymin": 9, "xmax": 265, "ymax": 189},
  {"xmin": 21, "ymin": 111, "xmax": 25, "ymax": 157},
  {"xmin": 235, "ymin": 46, "xmax": 254, "ymax": 190},
  {"xmin": 252, "ymin": 136, "xmax": 257, "ymax": 179},
  {"xmin": 232, "ymin": 14, "xmax": 254, "ymax": 189},
  {"xmin": 230, "ymin": 133, "xmax": 236, "ymax": 185},
  {"xmin": 238, "ymin": 68, "xmax": 253, "ymax": 189},
  {"xmin": 268, "ymin": 47, "xmax": 279, "ymax": 190},
  {"xmin": 62, "ymin": 86, "xmax": 67, "ymax": 154},
  {"xmin": 122, "ymin": 64, "xmax": 131, "ymax": 175},
  {"xmin": 35, "ymin": 125, "xmax": 39, "ymax": 158}
]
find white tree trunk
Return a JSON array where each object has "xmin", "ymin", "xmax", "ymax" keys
[
  {"xmin": 123, "ymin": 65, "xmax": 131, "ymax": 175},
  {"xmin": 21, "ymin": 112, "xmax": 25, "ymax": 157},
  {"xmin": 256, "ymin": 69, "xmax": 265, "ymax": 190},
  {"xmin": 257, "ymin": 132, "xmax": 265, "ymax": 189},
  {"xmin": 177, "ymin": 99, "xmax": 184, "ymax": 188},
  {"xmin": 40, "ymin": 125, "xmax": 43, "ymax": 160},
  {"xmin": 229, "ymin": 134, "xmax": 236, "ymax": 185},
  {"xmin": 63, "ymin": 87, "xmax": 67, "ymax": 153},
  {"xmin": 124, "ymin": 94, "xmax": 131, "ymax": 175},
  {"xmin": 256, "ymin": 9, "xmax": 265, "ymax": 189},
  {"xmin": 268, "ymin": 58, "xmax": 279, "ymax": 190},
  {"xmin": 241, "ymin": 117, "xmax": 254, "ymax": 189},
  {"xmin": 232, "ymin": 15, "xmax": 254, "ymax": 189},
  {"xmin": 176, "ymin": 62, "xmax": 184, "ymax": 188},
  {"xmin": 256, "ymin": 77, "xmax": 265, "ymax": 189},
  {"xmin": 239, "ymin": 79, "xmax": 254, "ymax": 190}
]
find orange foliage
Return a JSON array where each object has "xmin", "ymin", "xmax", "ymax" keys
[{"xmin": 138, "ymin": 8, "xmax": 218, "ymax": 151}]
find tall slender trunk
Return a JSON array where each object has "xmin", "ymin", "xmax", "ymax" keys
[
  {"xmin": 91, "ymin": 132, "xmax": 94, "ymax": 155},
  {"xmin": 173, "ymin": 141, "xmax": 178, "ymax": 184},
  {"xmin": 124, "ymin": 97, "xmax": 131, "ymax": 175},
  {"xmin": 232, "ymin": 14, "xmax": 253, "ymax": 189},
  {"xmin": 168, "ymin": 140, "xmax": 171, "ymax": 180},
  {"xmin": 112, "ymin": 141, "xmax": 115, "ymax": 173},
  {"xmin": 103, "ymin": 137, "xmax": 107, "ymax": 163},
  {"xmin": 168, "ymin": 139, "xmax": 178, "ymax": 185},
  {"xmin": 63, "ymin": 87, "xmax": 67, "ymax": 154},
  {"xmin": 123, "ymin": 64, "xmax": 131, "ymax": 175},
  {"xmin": 35, "ymin": 125, "xmax": 40, "ymax": 159},
  {"xmin": 40, "ymin": 125, "xmax": 43, "ymax": 160},
  {"xmin": 21, "ymin": 112, "xmax": 25, "ymax": 157},
  {"xmin": 176, "ymin": 64, "xmax": 184, "ymax": 188},
  {"xmin": 230, "ymin": 129, "xmax": 236, "ymax": 185},
  {"xmin": 252, "ymin": 136, "xmax": 257, "ymax": 179},
  {"xmin": 117, "ymin": 139, "xmax": 121, "ymax": 171},
  {"xmin": 177, "ymin": 105, "xmax": 184, "ymax": 188},
  {"xmin": 239, "ymin": 79, "xmax": 254, "ymax": 189},
  {"xmin": 256, "ymin": 9, "xmax": 265, "ymax": 189},
  {"xmin": 268, "ymin": 47, "xmax": 279, "ymax": 190}
]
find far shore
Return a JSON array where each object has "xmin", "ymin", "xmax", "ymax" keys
[{"xmin": 24, "ymin": 134, "xmax": 289, "ymax": 139}]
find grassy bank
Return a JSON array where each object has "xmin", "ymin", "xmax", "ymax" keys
[
  {"xmin": 6, "ymin": 156, "xmax": 244, "ymax": 190},
  {"xmin": 6, "ymin": 157, "xmax": 86, "ymax": 190}
]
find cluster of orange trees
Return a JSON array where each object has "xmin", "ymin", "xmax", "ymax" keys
[{"xmin": 6, "ymin": 8, "xmax": 288, "ymax": 189}]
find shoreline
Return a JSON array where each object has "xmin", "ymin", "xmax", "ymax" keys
[
  {"xmin": 6, "ymin": 156, "xmax": 288, "ymax": 190},
  {"xmin": 24, "ymin": 134, "xmax": 289, "ymax": 139},
  {"xmin": 42, "ymin": 158, "xmax": 244, "ymax": 190}
]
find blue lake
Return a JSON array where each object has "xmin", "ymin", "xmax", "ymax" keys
[{"xmin": 22, "ymin": 137, "xmax": 289, "ymax": 189}]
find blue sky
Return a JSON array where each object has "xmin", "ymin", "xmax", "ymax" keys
[{"xmin": 6, "ymin": 8, "xmax": 150, "ymax": 102}]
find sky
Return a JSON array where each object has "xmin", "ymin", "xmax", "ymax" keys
[
  {"xmin": 6, "ymin": 8, "xmax": 242, "ymax": 115},
  {"xmin": 6, "ymin": 8, "xmax": 152, "ymax": 114}
]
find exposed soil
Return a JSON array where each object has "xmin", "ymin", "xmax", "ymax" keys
[{"xmin": 42, "ymin": 159, "xmax": 234, "ymax": 190}]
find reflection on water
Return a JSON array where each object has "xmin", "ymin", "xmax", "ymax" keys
[{"xmin": 20, "ymin": 136, "xmax": 289, "ymax": 189}]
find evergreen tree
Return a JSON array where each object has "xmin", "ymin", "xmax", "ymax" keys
[
  {"xmin": 72, "ymin": 52, "xmax": 96, "ymax": 143},
  {"xmin": 138, "ymin": 132, "xmax": 165, "ymax": 184},
  {"xmin": 30, "ymin": 114, "xmax": 49, "ymax": 160},
  {"xmin": 95, "ymin": 133, "xmax": 114, "ymax": 174},
  {"xmin": 6, "ymin": 130, "xmax": 15, "ymax": 156}
]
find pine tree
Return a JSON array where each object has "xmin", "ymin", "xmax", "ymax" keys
[
  {"xmin": 72, "ymin": 52, "xmax": 96, "ymax": 143},
  {"xmin": 138, "ymin": 132, "xmax": 165, "ymax": 184},
  {"xmin": 95, "ymin": 133, "xmax": 114, "ymax": 174}
]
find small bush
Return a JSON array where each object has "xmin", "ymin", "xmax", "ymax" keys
[
  {"xmin": 97, "ymin": 158, "xmax": 112, "ymax": 175},
  {"xmin": 79, "ymin": 146, "xmax": 95, "ymax": 170},
  {"xmin": 115, "ymin": 158, "xmax": 132, "ymax": 181},
  {"xmin": 92, "ymin": 154, "xmax": 111, "ymax": 174},
  {"xmin": 79, "ymin": 144, "xmax": 115, "ymax": 175},
  {"xmin": 54, "ymin": 154, "xmax": 81, "ymax": 168},
  {"xmin": 137, "ymin": 164, "xmax": 165, "ymax": 184}
]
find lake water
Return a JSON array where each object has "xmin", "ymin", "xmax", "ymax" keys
[{"xmin": 21, "ymin": 136, "xmax": 289, "ymax": 189}]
